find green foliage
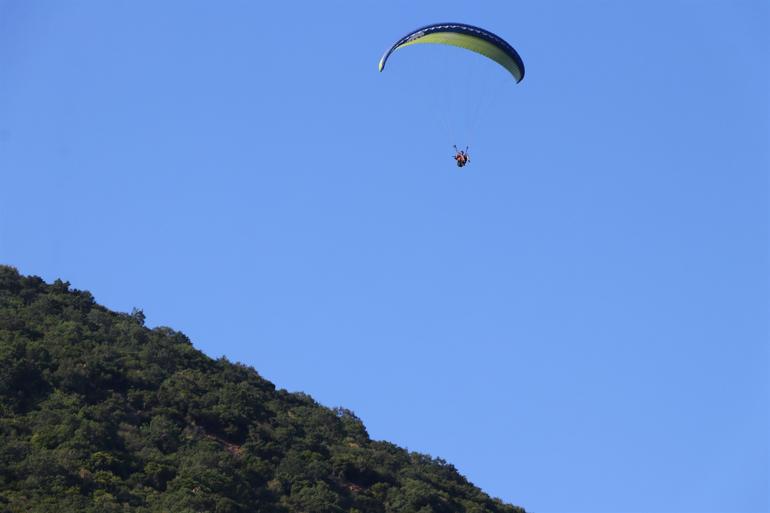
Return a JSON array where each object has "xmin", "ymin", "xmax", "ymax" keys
[{"xmin": 0, "ymin": 265, "xmax": 526, "ymax": 512}]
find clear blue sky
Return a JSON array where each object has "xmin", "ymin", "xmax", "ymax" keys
[{"xmin": 1, "ymin": 1, "xmax": 768, "ymax": 512}]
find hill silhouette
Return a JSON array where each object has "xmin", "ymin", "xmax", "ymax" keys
[{"xmin": 0, "ymin": 265, "xmax": 526, "ymax": 513}]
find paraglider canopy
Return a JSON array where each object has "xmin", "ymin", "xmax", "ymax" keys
[{"xmin": 378, "ymin": 23, "xmax": 525, "ymax": 83}]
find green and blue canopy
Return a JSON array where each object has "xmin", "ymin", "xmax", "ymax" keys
[{"xmin": 379, "ymin": 23, "xmax": 525, "ymax": 83}]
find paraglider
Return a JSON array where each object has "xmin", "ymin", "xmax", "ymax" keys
[
  {"xmin": 379, "ymin": 23, "xmax": 525, "ymax": 166},
  {"xmin": 453, "ymin": 145, "xmax": 470, "ymax": 168}
]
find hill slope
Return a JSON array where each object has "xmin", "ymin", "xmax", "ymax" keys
[{"xmin": 0, "ymin": 266, "xmax": 525, "ymax": 513}]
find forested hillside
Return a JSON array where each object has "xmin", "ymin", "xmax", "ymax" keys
[{"xmin": 0, "ymin": 266, "xmax": 525, "ymax": 513}]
